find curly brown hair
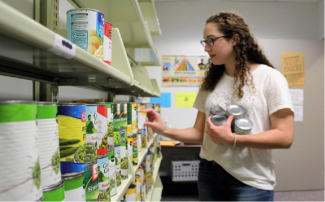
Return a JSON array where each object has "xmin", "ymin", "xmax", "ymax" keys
[{"xmin": 200, "ymin": 12, "xmax": 274, "ymax": 99}]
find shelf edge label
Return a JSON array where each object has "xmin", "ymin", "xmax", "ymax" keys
[{"xmin": 48, "ymin": 34, "xmax": 76, "ymax": 59}]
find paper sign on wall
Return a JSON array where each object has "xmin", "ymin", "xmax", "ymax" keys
[
  {"xmin": 281, "ymin": 52, "xmax": 305, "ymax": 87},
  {"xmin": 150, "ymin": 92, "xmax": 171, "ymax": 108},
  {"xmin": 175, "ymin": 92, "xmax": 197, "ymax": 108}
]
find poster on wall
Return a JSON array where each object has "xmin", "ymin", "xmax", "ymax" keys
[
  {"xmin": 281, "ymin": 52, "xmax": 305, "ymax": 87},
  {"xmin": 161, "ymin": 55, "xmax": 209, "ymax": 87}
]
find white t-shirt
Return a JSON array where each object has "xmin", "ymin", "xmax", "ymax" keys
[{"xmin": 193, "ymin": 64, "xmax": 294, "ymax": 190}]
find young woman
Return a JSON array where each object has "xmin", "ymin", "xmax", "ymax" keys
[{"xmin": 143, "ymin": 12, "xmax": 294, "ymax": 201}]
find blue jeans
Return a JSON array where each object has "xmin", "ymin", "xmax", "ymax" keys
[{"xmin": 198, "ymin": 159, "xmax": 274, "ymax": 201}]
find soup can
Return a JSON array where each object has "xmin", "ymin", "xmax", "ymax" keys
[
  {"xmin": 43, "ymin": 180, "xmax": 65, "ymax": 201},
  {"xmin": 135, "ymin": 174, "xmax": 141, "ymax": 202},
  {"xmin": 234, "ymin": 118, "xmax": 253, "ymax": 135},
  {"xmin": 103, "ymin": 21, "xmax": 112, "ymax": 65},
  {"xmin": 85, "ymin": 162, "xmax": 99, "ymax": 201},
  {"xmin": 97, "ymin": 154, "xmax": 110, "ymax": 202},
  {"xmin": 67, "ymin": 8, "xmax": 104, "ymax": 60},
  {"xmin": 97, "ymin": 104, "xmax": 108, "ymax": 156},
  {"xmin": 107, "ymin": 147, "xmax": 117, "ymax": 196},
  {"xmin": 62, "ymin": 170, "xmax": 86, "ymax": 201},
  {"xmin": 37, "ymin": 102, "xmax": 62, "ymax": 189},
  {"xmin": 226, "ymin": 105, "xmax": 244, "ymax": 119},
  {"xmin": 0, "ymin": 101, "xmax": 43, "ymax": 201},
  {"xmin": 58, "ymin": 104, "xmax": 87, "ymax": 175},
  {"xmin": 107, "ymin": 103, "xmax": 114, "ymax": 151}
]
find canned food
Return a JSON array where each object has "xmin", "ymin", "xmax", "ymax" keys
[
  {"xmin": 135, "ymin": 174, "xmax": 141, "ymax": 202},
  {"xmin": 107, "ymin": 147, "xmax": 117, "ymax": 196},
  {"xmin": 97, "ymin": 104, "xmax": 108, "ymax": 156},
  {"xmin": 125, "ymin": 183, "xmax": 137, "ymax": 202},
  {"xmin": 58, "ymin": 103, "xmax": 86, "ymax": 168},
  {"xmin": 120, "ymin": 103, "xmax": 127, "ymax": 142},
  {"xmin": 106, "ymin": 103, "xmax": 114, "ymax": 151},
  {"xmin": 234, "ymin": 118, "xmax": 253, "ymax": 135},
  {"xmin": 0, "ymin": 101, "xmax": 42, "ymax": 201},
  {"xmin": 132, "ymin": 133, "xmax": 138, "ymax": 165},
  {"xmin": 137, "ymin": 132, "xmax": 142, "ymax": 151},
  {"xmin": 97, "ymin": 154, "xmax": 110, "ymax": 202},
  {"xmin": 37, "ymin": 102, "xmax": 61, "ymax": 189},
  {"xmin": 138, "ymin": 104, "xmax": 146, "ymax": 130},
  {"xmin": 211, "ymin": 115, "xmax": 227, "ymax": 126},
  {"xmin": 62, "ymin": 170, "xmax": 86, "ymax": 201},
  {"xmin": 114, "ymin": 145, "xmax": 122, "ymax": 186},
  {"xmin": 67, "ymin": 8, "xmax": 104, "ymax": 60},
  {"xmin": 112, "ymin": 103, "xmax": 121, "ymax": 145},
  {"xmin": 85, "ymin": 162, "xmax": 99, "ymax": 201},
  {"xmin": 43, "ymin": 181, "xmax": 65, "ymax": 201},
  {"xmin": 210, "ymin": 107, "xmax": 226, "ymax": 116},
  {"xmin": 140, "ymin": 129, "xmax": 147, "ymax": 147},
  {"xmin": 85, "ymin": 104, "xmax": 98, "ymax": 163},
  {"xmin": 103, "ymin": 21, "xmax": 112, "ymax": 65},
  {"xmin": 226, "ymin": 105, "xmax": 244, "ymax": 119},
  {"xmin": 120, "ymin": 141, "xmax": 128, "ymax": 179}
]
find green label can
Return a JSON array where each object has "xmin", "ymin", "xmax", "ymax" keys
[
  {"xmin": 43, "ymin": 181, "xmax": 65, "ymax": 201},
  {"xmin": 96, "ymin": 104, "xmax": 108, "ymax": 156},
  {"xmin": 119, "ymin": 103, "xmax": 127, "ymax": 142},
  {"xmin": 37, "ymin": 102, "xmax": 61, "ymax": 189},
  {"xmin": 0, "ymin": 101, "xmax": 43, "ymax": 201},
  {"xmin": 62, "ymin": 171, "xmax": 86, "ymax": 201},
  {"xmin": 97, "ymin": 154, "xmax": 110, "ymax": 202},
  {"xmin": 107, "ymin": 103, "xmax": 114, "ymax": 151},
  {"xmin": 120, "ymin": 141, "xmax": 128, "ymax": 179},
  {"xmin": 85, "ymin": 162, "xmax": 99, "ymax": 201},
  {"xmin": 85, "ymin": 105, "xmax": 98, "ymax": 163},
  {"xmin": 114, "ymin": 145, "xmax": 121, "ymax": 186},
  {"xmin": 107, "ymin": 148, "xmax": 117, "ymax": 196},
  {"xmin": 112, "ymin": 103, "xmax": 121, "ymax": 145}
]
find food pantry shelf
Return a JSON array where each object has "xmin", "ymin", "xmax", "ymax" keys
[
  {"xmin": 133, "ymin": 134, "xmax": 157, "ymax": 174},
  {"xmin": 147, "ymin": 156, "xmax": 163, "ymax": 201},
  {"xmin": 138, "ymin": 0, "xmax": 162, "ymax": 36},
  {"xmin": 111, "ymin": 173, "xmax": 134, "ymax": 202},
  {"xmin": 72, "ymin": 0, "xmax": 162, "ymax": 66},
  {"xmin": 0, "ymin": 1, "xmax": 159, "ymax": 97}
]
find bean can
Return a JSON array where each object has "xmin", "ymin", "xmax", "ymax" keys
[
  {"xmin": 234, "ymin": 118, "xmax": 253, "ymax": 135},
  {"xmin": 107, "ymin": 148, "xmax": 117, "ymax": 196},
  {"xmin": 97, "ymin": 104, "xmax": 108, "ymax": 156},
  {"xmin": 98, "ymin": 154, "xmax": 110, "ymax": 201},
  {"xmin": 85, "ymin": 162, "xmax": 99, "ymax": 201},
  {"xmin": 62, "ymin": 171, "xmax": 86, "ymax": 201},
  {"xmin": 120, "ymin": 141, "xmax": 128, "ymax": 179},
  {"xmin": 107, "ymin": 103, "xmax": 114, "ymax": 151},
  {"xmin": 43, "ymin": 181, "xmax": 65, "ymax": 201},
  {"xmin": 85, "ymin": 104, "xmax": 98, "ymax": 163}
]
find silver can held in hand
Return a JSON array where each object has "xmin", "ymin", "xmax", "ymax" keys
[
  {"xmin": 211, "ymin": 115, "xmax": 227, "ymax": 126},
  {"xmin": 234, "ymin": 118, "xmax": 253, "ymax": 135},
  {"xmin": 210, "ymin": 107, "xmax": 226, "ymax": 116},
  {"xmin": 226, "ymin": 105, "xmax": 244, "ymax": 119}
]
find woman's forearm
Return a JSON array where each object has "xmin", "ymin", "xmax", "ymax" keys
[{"xmin": 162, "ymin": 127, "xmax": 203, "ymax": 144}]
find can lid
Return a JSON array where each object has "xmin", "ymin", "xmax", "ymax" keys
[
  {"xmin": 235, "ymin": 118, "xmax": 253, "ymax": 130},
  {"xmin": 86, "ymin": 161, "xmax": 97, "ymax": 166},
  {"xmin": 43, "ymin": 180, "xmax": 64, "ymax": 192},
  {"xmin": 0, "ymin": 100, "xmax": 36, "ymax": 104},
  {"xmin": 67, "ymin": 8, "xmax": 103, "ymax": 14},
  {"xmin": 210, "ymin": 107, "xmax": 226, "ymax": 116},
  {"xmin": 62, "ymin": 170, "xmax": 86, "ymax": 179},
  {"xmin": 226, "ymin": 105, "xmax": 244, "ymax": 116},
  {"xmin": 59, "ymin": 103, "xmax": 85, "ymax": 106},
  {"xmin": 211, "ymin": 115, "xmax": 227, "ymax": 122},
  {"xmin": 37, "ymin": 102, "xmax": 58, "ymax": 106},
  {"xmin": 97, "ymin": 154, "xmax": 108, "ymax": 159}
]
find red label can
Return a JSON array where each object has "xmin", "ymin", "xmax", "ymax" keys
[{"xmin": 103, "ymin": 21, "xmax": 112, "ymax": 65}]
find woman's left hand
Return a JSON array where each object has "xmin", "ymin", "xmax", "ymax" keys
[{"xmin": 207, "ymin": 115, "xmax": 235, "ymax": 146}]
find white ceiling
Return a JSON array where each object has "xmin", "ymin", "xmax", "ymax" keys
[{"xmin": 155, "ymin": 0, "xmax": 320, "ymax": 2}]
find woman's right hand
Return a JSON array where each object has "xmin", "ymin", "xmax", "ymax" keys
[{"xmin": 142, "ymin": 108, "xmax": 167, "ymax": 135}]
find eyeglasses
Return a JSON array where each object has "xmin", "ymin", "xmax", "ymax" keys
[{"xmin": 200, "ymin": 35, "xmax": 229, "ymax": 47}]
